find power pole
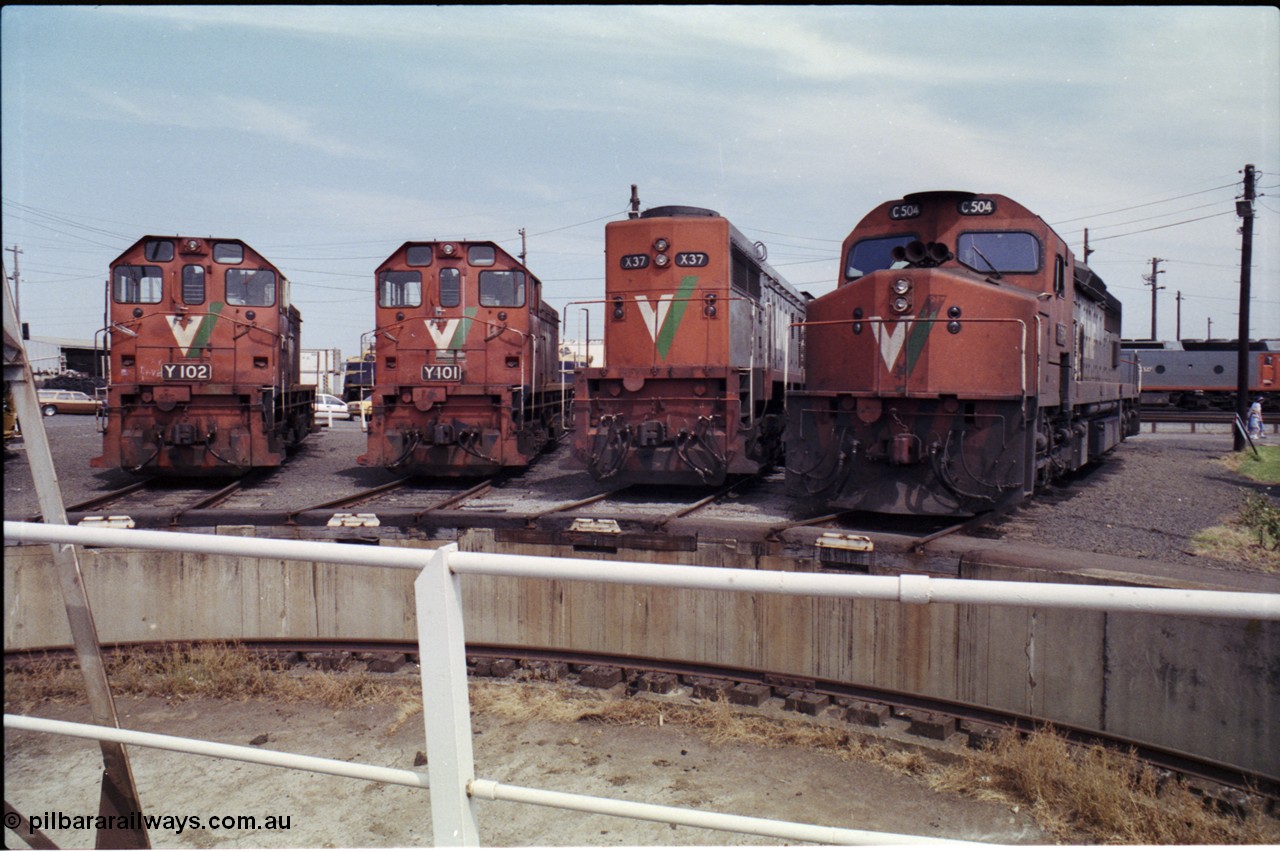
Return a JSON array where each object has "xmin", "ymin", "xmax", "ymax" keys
[
  {"xmin": 1144, "ymin": 257, "xmax": 1166, "ymax": 340},
  {"xmin": 1233, "ymin": 164, "xmax": 1256, "ymax": 451},
  {"xmin": 5, "ymin": 245, "xmax": 20, "ymax": 320},
  {"xmin": 1175, "ymin": 290, "xmax": 1183, "ymax": 341},
  {"xmin": 1207, "ymin": 317, "xmax": 1213, "ymax": 339},
  {"xmin": 518, "ymin": 228, "xmax": 527, "ymax": 267},
  {"xmin": 1083, "ymin": 228, "xmax": 1094, "ymax": 262}
]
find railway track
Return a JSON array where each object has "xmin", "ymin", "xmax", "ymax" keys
[
  {"xmin": 9, "ymin": 639, "xmax": 1275, "ymax": 817},
  {"xmin": 18, "ymin": 451, "xmax": 970, "ymax": 550}
]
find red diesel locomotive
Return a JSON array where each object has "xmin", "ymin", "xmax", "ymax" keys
[
  {"xmin": 786, "ymin": 191, "xmax": 1140, "ymax": 515},
  {"xmin": 357, "ymin": 240, "xmax": 567, "ymax": 476},
  {"xmin": 92, "ymin": 236, "xmax": 315, "ymax": 476},
  {"xmin": 573, "ymin": 199, "xmax": 808, "ymax": 486}
]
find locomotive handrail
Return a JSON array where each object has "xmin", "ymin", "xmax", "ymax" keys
[{"xmin": 6, "ymin": 521, "xmax": 1279, "ymax": 847}]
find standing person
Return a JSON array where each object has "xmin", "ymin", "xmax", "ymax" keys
[{"xmin": 1247, "ymin": 396, "xmax": 1265, "ymax": 440}]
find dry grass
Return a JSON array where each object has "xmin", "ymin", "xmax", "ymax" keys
[
  {"xmin": 472, "ymin": 683, "xmax": 1279, "ymax": 844},
  {"xmin": 8, "ymin": 647, "xmax": 1278, "ymax": 845},
  {"xmin": 4, "ymin": 643, "xmax": 419, "ymax": 713},
  {"xmin": 936, "ymin": 726, "xmax": 1280, "ymax": 844}
]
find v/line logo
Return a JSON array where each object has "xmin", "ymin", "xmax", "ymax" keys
[
  {"xmin": 165, "ymin": 303, "xmax": 224, "ymax": 357},
  {"xmin": 870, "ymin": 296, "xmax": 944, "ymax": 376},
  {"xmin": 633, "ymin": 276, "xmax": 698, "ymax": 359}
]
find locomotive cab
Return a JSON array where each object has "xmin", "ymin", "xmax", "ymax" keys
[{"xmin": 787, "ymin": 191, "xmax": 1139, "ymax": 515}]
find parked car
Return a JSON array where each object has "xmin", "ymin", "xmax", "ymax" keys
[
  {"xmin": 348, "ymin": 393, "xmax": 373, "ymax": 420},
  {"xmin": 37, "ymin": 389, "xmax": 103, "ymax": 416},
  {"xmin": 313, "ymin": 393, "xmax": 351, "ymax": 421}
]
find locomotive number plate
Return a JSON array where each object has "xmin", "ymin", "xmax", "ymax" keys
[
  {"xmin": 674, "ymin": 252, "xmax": 709, "ymax": 267},
  {"xmin": 889, "ymin": 203, "xmax": 921, "ymax": 220},
  {"xmin": 958, "ymin": 198, "xmax": 997, "ymax": 215},
  {"xmin": 162, "ymin": 363, "xmax": 212, "ymax": 381},
  {"xmin": 422, "ymin": 364, "xmax": 463, "ymax": 382},
  {"xmin": 619, "ymin": 254, "xmax": 650, "ymax": 270}
]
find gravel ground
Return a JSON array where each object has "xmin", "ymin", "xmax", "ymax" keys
[{"xmin": 998, "ymin": 429, "xmax": 1277, "ymax": 573}]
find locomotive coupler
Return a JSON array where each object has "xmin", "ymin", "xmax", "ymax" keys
[{"xmin": 890, "ymin": 432, "xmax": 922, "ymax": 465}]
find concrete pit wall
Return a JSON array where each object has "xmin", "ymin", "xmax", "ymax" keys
[{"xmin": 4, "ymin": 532, "xmax": 1277, "ymax": 779}]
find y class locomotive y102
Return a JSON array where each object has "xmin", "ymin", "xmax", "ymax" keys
[
  {"xmin": 356, "ymin": 240, "xmax": 568, "ymax": 476},
  {"xmin": 786, "ymin": 191, "xmax": 1141, "ymax": 516},
  {"xmin": 573, "ymin": 195, "xmax": 808, "ymax": 486},
  {"xmin": 92, "ymin": 236, "xmax": 316, "ymax": 476}
]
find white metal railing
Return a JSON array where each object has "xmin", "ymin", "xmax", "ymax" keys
[{"xmin": 5, "ymin": 520, "xmax": 1279, "ymax": 847}]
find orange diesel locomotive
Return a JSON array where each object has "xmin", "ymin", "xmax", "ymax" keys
[
  {"xmin": 357, "ymin": 240, "xmax": 566, "ymax": 476},
  {"xmin": 786, "ymin": 191, "xmax": 1140, "ymax": 516},
  {"xmin": 574, "ymin": 201, "xmax": 807, "ymax": 486},
  {"xmin": 93, "ymin": 236, "xmax": 315, "ymax": 476}
]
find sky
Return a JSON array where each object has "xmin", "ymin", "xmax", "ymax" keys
[{"xmin": 3, "ymin": 5, "xmax": 1278, "ymax": 362}]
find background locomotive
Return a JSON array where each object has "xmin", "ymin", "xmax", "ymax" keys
[
  {"xmin": 573, "ymin": 196, "xmax": 808, "ymax": 486},
  {"xmin": 786, "ymin": 191, "xmax": 1140, "ymax": 516},
  {"xmin": 92, "ymin": 236, "xmax": 315, "ymax": 476},
  {"xmin": 356, "ymin": 240, "xmax": 567, "ymax": 476},
  {"xmin": 1123, "ymin": 338, "xmax": 1278, "ymax": 411}
]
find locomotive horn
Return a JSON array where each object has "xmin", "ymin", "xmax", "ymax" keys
[
  {"xmin": 903, "ymin": 241, "xmax": 929, "ymax": 263},
  {"xmin": 927, "ymin": 241, "xmax": 952, "ymax": 263},
  {"xmin": 891, "ymin": 245, "xmax": 908, "ymax": 262}
]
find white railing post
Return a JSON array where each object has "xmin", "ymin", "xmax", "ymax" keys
[{"xmin": 415, "ymin": 543, "xmax": 481, "ymax": 846}]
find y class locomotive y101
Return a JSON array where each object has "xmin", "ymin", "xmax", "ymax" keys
[
  {"xmin": 92, "ymin": 236, "xmax": 316, "ymax": 476},
  {"xmin": 786, "ymin": 191, "xmax": 1140, "ymax": 516},
  {"xmin": 573, "ymin": 196, "xmax": 808, "ymax": 486},
  {"xmin": 356, "ymin": 240, "xmax": 568, "ymax": 476}
]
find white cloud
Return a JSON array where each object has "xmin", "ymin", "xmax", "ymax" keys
[{"xmin": 81, "ymin": 86, "xmax": 401, "ymax": 162}]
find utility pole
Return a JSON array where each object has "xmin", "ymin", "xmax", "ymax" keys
[
  {"xmin": 518, "ymin": 228, "xmax": 527, "ymax": 267},
  {"xmin": 1083, "ymin": 228, "xmax": 1094, "ymax": 263},
  {"xmin": 1175, "ymin": 291, "xmax": 1183, "ymax": 341},
  {"xmin": 5, "ymin": 245, "xmax": 20, "ymax": 321},
  {"xmin": 1233, "ymin": 164, "xmax": 1256, "ymax": 451},
  {"xmin": 1144, "ymin": 257, "xmax": 1165, "ymax": 340},
  {"xmin": 1207, "ymin": 317, "xmax": 1213, "ymax": 339}
]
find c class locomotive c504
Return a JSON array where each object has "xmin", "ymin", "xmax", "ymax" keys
[{"xmin": 786, "ymin": 191, "xmax": 1140, "ymax": 516}]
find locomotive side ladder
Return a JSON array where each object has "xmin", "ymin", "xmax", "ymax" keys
[{"xmin": 3, "ymin": 268, "xmax": 151, "ymax": 848}]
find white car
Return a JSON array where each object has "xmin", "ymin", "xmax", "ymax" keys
[{"xmin": 313, "ymin": 393, "xmax": 351, "ymax": 421}]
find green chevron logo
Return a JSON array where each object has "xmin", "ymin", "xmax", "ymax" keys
[{"xmin": 634, "ymin": 275, "xmax": 698, "ymax": 360}]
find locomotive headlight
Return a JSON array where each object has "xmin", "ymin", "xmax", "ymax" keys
[
  {"xmin": 891, "ymin": 278, "xmax": 912, "ymax": 295},
  {"xmin": 441, "ymin": 243, "xmax": 456, "ymax": 257},
  {"xmin": 891, "ymin": 296, "xmax": 912, "ymax": 313},
  {"xmin": 654, "ymin": 253, "xmax": 670, "ymax": 267},
  {"xmin": 653, "ymin": 238, "xmax": 670, "ymax": 252}
]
